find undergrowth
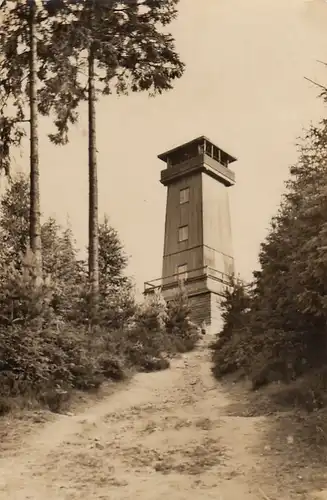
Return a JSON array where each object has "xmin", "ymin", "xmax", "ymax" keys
[
  {"xmin": 0, "ymin": 284, "xmax": 199, "ymax": 415},
  {"xmin": 210, "ymin": 277, "xmax": 327, "ymax": 414}
]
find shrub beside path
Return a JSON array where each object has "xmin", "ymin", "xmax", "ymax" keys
[{"xmin": 0, "ymin": 336, "xmax": 323, "ymax": 500}]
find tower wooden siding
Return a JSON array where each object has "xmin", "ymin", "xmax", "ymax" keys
[
  {"xmin": 144, "ymin": 136, "xmax": 237, "ymax": 333},
  {"xmin": 202, "ymin": 173, "xmax": 234, "ymax": 277},
  {"xmin": 162, "ymin": 171, "xmax": 203, "ymax": 280}
]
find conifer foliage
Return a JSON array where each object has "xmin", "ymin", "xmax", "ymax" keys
[
  {"xmin": 0, "ymin": 1, "xmax": 195, "ymax": 415},
  {"xmin": 0, "ymin": 0, "xmax": 185, "ymax": 309},
  {"xmin": 211, "ymin": 118, "xmax": 327, "ymax": 397},
  {"xmin": 0, "ymin": 174, "xmax": 198, "ymax": 414},
  {"xmin": 165, "ymin": 284, "xmax": 200, "ymax": 353},
  {"xmin": 40, "ymin": 0, "xmax": 185, "ymax": 309},
  {"xmin": 211, "ymin": 276, "xmax": 252, "ymax": 379}
]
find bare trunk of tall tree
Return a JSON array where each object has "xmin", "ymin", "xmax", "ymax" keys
[
  {"xmin": 29, "ymin": 2, "xmax": 42, "ymax": 285},
  {"xmin": 88, "ymin": 41, "xmax": 99, "ymax": 320}
]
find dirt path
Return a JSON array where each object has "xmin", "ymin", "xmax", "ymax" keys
[{"xmin": 0, "ymin": 339, "xmax": 304, "ymax": 500}]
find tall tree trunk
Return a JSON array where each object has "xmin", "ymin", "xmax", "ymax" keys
[
  {"xmin": 29, "ymin": 1, "xmax": 42, "ymax": 285},
  {"xmin": 88, "ymin": 41, "xmax": 99, "ymax": 320}
]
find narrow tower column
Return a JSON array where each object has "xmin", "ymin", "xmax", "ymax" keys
[{"xmin": 144, "ymin": 136, "xmax": 237, "ymax": 335}]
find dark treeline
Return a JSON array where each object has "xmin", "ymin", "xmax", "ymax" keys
[
  {"xmin": 0, "ymin": 1, "xmax": 200, "ymax": 415},
  {"xmin": 211, "ymin": 106, "xmax": 327, "ymax": 411}
]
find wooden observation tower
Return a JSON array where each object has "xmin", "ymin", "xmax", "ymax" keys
[{"xmin": 144, "ymin": 136, "xmax": 237, "ymax": 334}]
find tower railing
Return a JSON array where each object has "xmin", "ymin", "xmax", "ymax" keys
[{"xmin": 144, "ymin": 265, "xmax": 231, "ymax": 294}]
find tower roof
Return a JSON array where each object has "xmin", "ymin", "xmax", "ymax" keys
[{"xmin": 158, "ymin": 136, "xmax": 237, "ymax": 164}]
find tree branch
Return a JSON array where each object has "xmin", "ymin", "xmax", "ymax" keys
[{"xmin": 304, "ymin": 76, "xmax": 327, "ymax": 91}]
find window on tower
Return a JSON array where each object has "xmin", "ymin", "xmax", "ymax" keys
[
  {"xmin": 178, "ymin": 225, "xmax": 188, "ymax": 242},
  {"xmin": 205, "ymin": 141, "xmax": 212, "ymax": 156},
  {"xmin": 180, "ymin": 187, "xmax": 190, "ymax": 204},
  {"xmin": 177, "ymin": 263, "xmax": 188, "ymax": 282}
]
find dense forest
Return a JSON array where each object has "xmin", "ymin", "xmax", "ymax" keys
[
  {"xmin": 2, "ymin": 0, "xmax": 327, "ymax": 419},
  {"xmin": 211, "ymin": 111, "xmax": 327, "ymax": 411},
  {"xmin": 0, "ymin": 0, "xmax": 201, "ymax": 415},
  {"xmin": 0, "ymin": 171, "xmax": 199, "ymax": 414}
]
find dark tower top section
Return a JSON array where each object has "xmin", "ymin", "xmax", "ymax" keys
[{"xmin": 158, "ymin": 136, "xmax": 237, "ymax": 187}]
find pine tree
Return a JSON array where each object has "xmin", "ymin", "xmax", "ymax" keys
[
  {"xmin": 0, "ymin": 0, "xmax": 79, "ymax": 281},
  {"xmin": 39, "ymin": 0, "xmax": 185, "ymax": 312},
  {"xmin": 165, "ymin": 284, "xmax": 200, "ymax": 352},
  {"xmin": 98, "ymin": 215, "xmax": 128, "ymax": 294},
  {"xmin": 238, "ymin": 120, "xmax": 327, "ymax": 385},
  {"xmin": 214, "ymin": 275, "xmax": 252, "ymax": 345},
  {"xmin": 96, "ymin": 215, "xmax": 135, "ymax": 328},
  {"xmin": 0, "ymin": 174, "xmax": 84, "ymax": 320},
  {"xmin": 0, "ymin": 1, "xmax": 185, "ymax": 316},
  {"xmin": 254, "ymin": 123, "xmax": 327, "ymax": 332},
  {"xmin": 210, "ymin": 276, "xmax": 253, "ymax": 378},
  {"xmin": 0, "ymin": 173, "xmax": 29, "ymax": 269}
]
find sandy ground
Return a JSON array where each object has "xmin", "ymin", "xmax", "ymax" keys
[{"xmin": 0, "ymin": 337, "xmax": 326, "ymax": 500}]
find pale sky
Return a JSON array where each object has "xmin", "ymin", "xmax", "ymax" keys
[{"xmin": 5, "ymin": 0, "xmax": 327, "ymax": 296}]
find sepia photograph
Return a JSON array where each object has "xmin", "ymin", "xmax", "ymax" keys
[{"xmin": 1, "ymin": 0, "xmax": 327, "ymax": 499}]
